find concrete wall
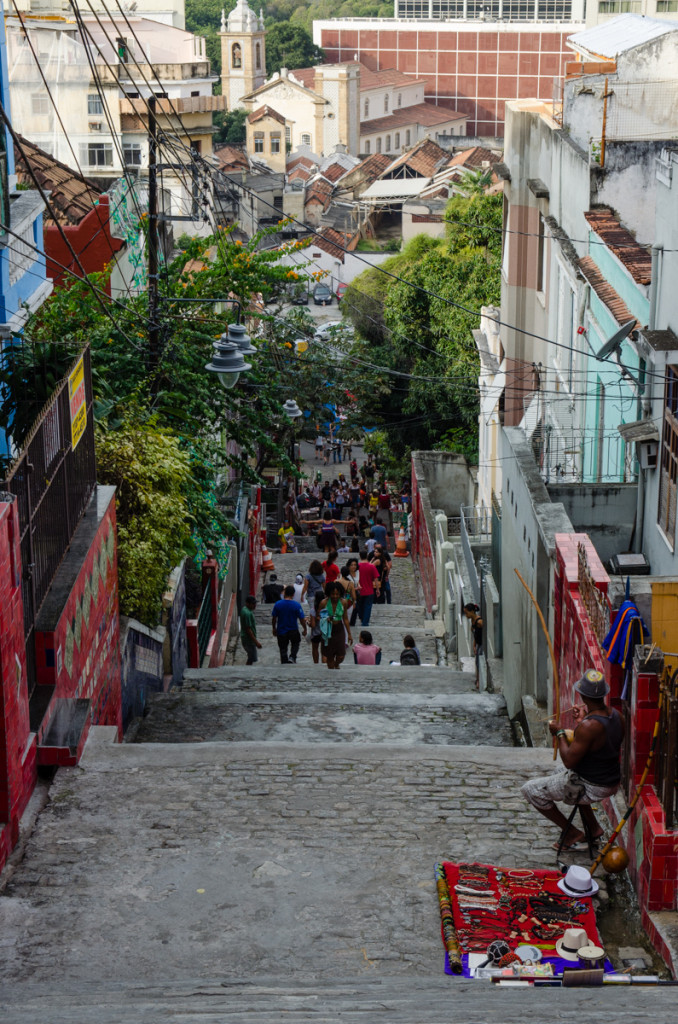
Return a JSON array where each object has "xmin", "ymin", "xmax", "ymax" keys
[
  {"xmin": 411, "ymin": 450, "xmax": 475, "ymax": 515},
  {"xmin": 547, "ymin": 482, "xmax": 637, "ymax": 565},
  {"xmin": 501, "ymin": 427, "xmax": 574, "ymax": 719}
]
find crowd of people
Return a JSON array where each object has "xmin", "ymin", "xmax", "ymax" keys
[{"xmin": 240, "ymin": 553, "xmax": 421, "ymax": 670}]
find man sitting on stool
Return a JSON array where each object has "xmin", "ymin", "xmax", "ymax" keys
[{"xmin": 521, "ymin": 669, "xmax": 625, "ymax": 850}]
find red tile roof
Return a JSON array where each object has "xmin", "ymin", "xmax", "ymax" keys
[
  {"xmin": 584, "ymin": 209, "xmax": 652, "ymax": 286},
  {"xmin": 314, "ymin": 227, "xmax": 352, "ymax": 261},
  {"xmin": 288, "ymin": 164, "xmax": 314, "ymax": 183},
  {"xmin": 305, "ymin": 178, "xmax": 334, "ymax": 209},
  {"xmin": 384, "ymin": 138, "xmax": 452, "ymax": 178},
  {"xmin": 214, "ymin": 145, "xmax": 248, "ymax": 171},
  {"xmin": 361, "ymin": 101, "xmax": 465, "ymax": 135},
  {"xmin": 578, "ymin": 256, "xmax": 643, "ymax": 328},
  {"xmin": 288, "ymin": 67, "xmax": 316, "ymax": 89},
  {"xmin": 14, "ymin": 135, "xmax": 102, "ymax": 225},
  {"xmin": 449, "ymin": 146, "xmax": 497, "ymax": 168},
  {"xmin": 323, "ymin": 161, "xmax": 351, "ymax": 183},
  {"xmin": 248, "ymin": 105, "xmax": 286, "ymax": 126},
  {"xmin": 287, "ymin": 154, "xmax": 317, "ymax": 172}
]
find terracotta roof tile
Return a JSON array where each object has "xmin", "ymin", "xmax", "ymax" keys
[
  {"xmin": 288, "ymin": 67, "xmax": 316, "ymax": 89},
  {"xmin": 305, "ymin": 178, "xmax": 334, "ymax": 209},
  {"xmin": 14, "ymin": 135, "xmax": 102, "ymax": 226},
  {"xmin": 288, "ymin": 164, "xmax": 313, "ymax": 183},
  {"xmin": 214, "ymin": 145, "xmax": 248, "ymax": 170},
  {"xmin": 248, "ymin": 105, "xmax": 286, "ymax": 126},
  {"xmin": 323, "ymin": 161, "xmax": 350, "ymax": 183},
  {"xmin": 578, "ymin": 255, "xmax": 643, "ymax": 328},
  {"xmin": 383, "ymin": 138, "xmax": 451, "ymax": 178},
  {"xmin": 584, "ymin": 208, "xmax": 652, "ymax": 286},
  {"xmin": 314, "ymin": 227, "xmax": 351, "ymax": 260},
  {"xmin": 449, "ymin": 145, "xmax": 497, "ymax": 168},
  {"xmin": 287, "ymin": 155, "xmax": 317, "ymax": 172},
  {"xmin": 361, "ymin": 101, "xmax": 465, "ymax": 136}
]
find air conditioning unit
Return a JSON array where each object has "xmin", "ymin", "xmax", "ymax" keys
[{"xmin": 89, "ymin": 122, "xmax": 104, "ymax": 132}]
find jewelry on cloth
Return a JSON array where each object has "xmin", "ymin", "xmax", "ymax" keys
[{"xmin": 508, "ymin": 870, "xmax": 535, "ymax": 879}]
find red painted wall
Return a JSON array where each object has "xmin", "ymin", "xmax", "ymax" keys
[
  {"xmin": 411, "ymin": 456, "xmax": 436, "ymax": 613},
  {"xmin": 0, "ymin": 498, "xmax": 36, "ymax": 871},
  {"xmin": 44, "ymin": 195, "xmax": 123, "ymax": 292},
  {"xmin": 33, "ymin": 490, "xmax": 122, "ymax": 763},
  {"xmin": 319, "ymin": 24, "xmax": 571, "ymax": 136},
  {"xmin": 553, "ymin": 532, "xmax": 676, "ymax": 938}
]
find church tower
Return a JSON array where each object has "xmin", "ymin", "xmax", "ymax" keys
[{"xmin": 220, "ymin": 1, "xmax": 266, "ymax": 111}]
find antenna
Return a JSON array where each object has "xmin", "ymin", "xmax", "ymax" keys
[{"xmin": 595, "ymin": 319, "xmax": 636, "ymax": 362}]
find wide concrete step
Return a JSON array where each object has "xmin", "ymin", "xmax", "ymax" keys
[
  {"xmin": 183, "ymin": 664, "xmax": 472, "ymax": 693},
  {"xmin": 132, "ymin": 689, "xmax": 512, "ymax": 746},
  {"xmin": 2, "ymin": 976, "xmax": 673, "ymax": 1024}
]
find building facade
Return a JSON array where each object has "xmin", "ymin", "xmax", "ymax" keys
[{"xmin": 220, "ymin": 0, "xmax": 266, "ymax": 111}]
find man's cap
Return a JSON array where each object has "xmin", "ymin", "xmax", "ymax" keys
[
  {"xmin": 574, "ymin": 668, "xmax": 609, "ymax": 699},
  {"xmin": 269, "ymin": 574, "xmax": 277, "ymax": 582}
]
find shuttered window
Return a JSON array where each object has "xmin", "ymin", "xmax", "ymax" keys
[{"xmin": 658, "ymin": 366, "xmax": 678, "ymax": 548}]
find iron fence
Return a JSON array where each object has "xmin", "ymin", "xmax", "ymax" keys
[
  {"xmin": 1, "ymin": 347, "xmax": 96, "ymax": 697},
  {"xmin": 196, "ymin": 580, "xmax": 214, "ymax": 666},
  {"xmin": 655, "ymin": 666, "xmax": 678, "ymax": 829}
]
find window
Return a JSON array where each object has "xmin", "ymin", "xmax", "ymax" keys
[
  {"xmin": 395, "ymin": 132, "xmax": 400, "ymax": 149},
  {"xmin": 598, "ymin": 0, "xmax": 640, "ymax": 10},
  {"xmin": 658, "ymin": 366, "xmax": 678, "ymax": 547},
  {"xmin": 232, "ymin": 42, "xmax": 242, "ymax": 69},
  {"xmin": 364, "ymin": 98, "xmax": 369, "ymax": 118},
  {"xmin": 658, "ymin": 0, "xmax": 678, "ymax": 8},
  {"xmin": 256, "ymin": 42, "xmax": 262, "ymax": 70},
  {"xmin": 87, "ymin": 93, "xmax": 103, "ymax": 115},
  {"xmin": 273, "ymin": 195, "xmax": 283, "ymax": 211},
  {"xmin": 537, "ymin": 213, "xmax": 547, "ymax": 293},
  {"xmin": 270, "ymin": 133, "xmax": 281, "ymax": 154},
  {"xmin": 384, "ymin": 94, "xmax": 389, "ymax": 113},
  {"xmin": 376, "ymin": 137, "xmax": 382, "ymax": 153},
  {"xmin": 397, "ymin": 93, "xmax": 402, "ymax": 107},
  {"xmin": 405, "ymin": 129, "xmax": 411, "ymax": 146},
  {"xmin": 254, "ymin": 131, "xmax": 264, "ymax": 153},
  {"xmin": 285, "ymin": 125, "xmax": 291, "ymax": 144},
  {"xmin": 85, "ymin": 143, "xmax": 113, "ymax": 167},
  {"xmin": 122, "ymin": 143, "xmax": 142, "ymax": 166},
  {"xmin": 191, "ymin": 90, "xmax": 200, "ymax": 97},
  {"xmin": 31, "ymin": 93, "xmax": 49, "ymax": 115},
  {"xmin": 365, "ymin": 140, "xmax": 371, "ymax": 154},
  {"xmin": 301, "ymin": 133, "xmax": 311, "ymax": 146},
  {"xmin": 116, "ymin": 36, "xmax": 129, "ymax": 63},
  {"xmin": 385, "ymin": 134, "xmax": 391, "ymax": 151}
]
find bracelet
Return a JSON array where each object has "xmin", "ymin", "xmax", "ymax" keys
[{"xmin": 556, "ymin": 729, "xmax": 567, "ymax": 738}]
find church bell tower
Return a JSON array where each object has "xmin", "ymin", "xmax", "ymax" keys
[{"xmin": 220, "ymin": 1, "xmax": 266, "ymax": 110}]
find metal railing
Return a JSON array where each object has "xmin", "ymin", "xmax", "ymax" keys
[
  {"xmin": 1, "ymin": 347, "xmax": 96, "ymax": 697},
  {"xmin": 655, "ymin": 666, "xmax": 678, "ymax": 829},
  {"xmin": 196, "ymin": 580, "xmax": 214, "ymax": 666}
]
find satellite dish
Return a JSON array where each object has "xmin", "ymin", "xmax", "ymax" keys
[{"xmin": 595, "ymin": 319, "xmax": 636, "ymax": 362}]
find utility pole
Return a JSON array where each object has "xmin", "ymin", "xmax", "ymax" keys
[{"xmin": 147, "ymin": 95, "xmax": 160, "ymax": 383}]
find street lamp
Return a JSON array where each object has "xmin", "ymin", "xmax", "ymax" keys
[
  {"xmin": 205, "ymin": 333, "xmax": 252, "ymax": 389},
  {"xmin": 282, "ymin": 398, "xmax": 303, "ymax": 420}
]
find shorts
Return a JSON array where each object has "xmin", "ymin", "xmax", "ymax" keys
[{"xmin": 521, "ymin": 769, "xmax": 618, "ymax": 811}]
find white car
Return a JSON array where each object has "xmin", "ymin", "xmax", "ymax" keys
[{"xmin": 313, "ymin": 320, "xmax": 353, "ymax": 342}]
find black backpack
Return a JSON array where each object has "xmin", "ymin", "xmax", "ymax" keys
[{"xmin": 400, "ymin": 648, "xmax": 420, "ymax": 666}]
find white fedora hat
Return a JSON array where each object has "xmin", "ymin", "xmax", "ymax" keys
[
  {"xmin": 557, "ymin": 864, "xmax": 599, "ymax": 897},
  {"xmin": 555, "ymin": 927, "xmax": 591, "ymax": 961}
]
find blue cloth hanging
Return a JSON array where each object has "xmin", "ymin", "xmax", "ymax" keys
[{"xmin": 602, "ymin": 599, "xmax": 649, "ymax": 670}]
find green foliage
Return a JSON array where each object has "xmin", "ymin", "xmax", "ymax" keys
[
  {"xmin": 96, "ymin": 420, "xmax": 192, "ymax": 624},
  {"xmin": 264, "ymin": 24, "xmax": 323, "ymax": 75},
  {"xmin": 344, "ymin": 192, "xmax": 503, "ymax": 464},
  {"xmin": 213, "ymin": 107, "xmax": 248, "ymax": 146}
]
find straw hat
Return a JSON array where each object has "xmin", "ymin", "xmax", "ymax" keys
[
  {"xmin": 557, "ymin": 864, "xmax": 599, "ymax": 897},
  {"xmin": 555, "ymin": 927, "xmax": 591, "ymax": 961}
]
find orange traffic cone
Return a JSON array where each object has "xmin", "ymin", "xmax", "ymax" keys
[
  {"xmin": 394, "ymin": 525, "xmax": 409, "ymax": 558},
  {"xmin": 261, "ymin": 543, "xmax": 275, "ymax": 572}
]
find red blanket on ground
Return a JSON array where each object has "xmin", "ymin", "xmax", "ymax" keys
[{"xmin": 440, "ymin": 861, "xmax": 603, "ymax": 970}]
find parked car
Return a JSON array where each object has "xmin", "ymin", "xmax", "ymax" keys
[
  {"xmin": 313, "ymin": 283, "xmax": 333, "ymax": 306},
  {"xmin": 336, "ymin": 282, "xmax": 348, "ymax": 302},
  {"xmin": 287, "ymin": 282, "xmax": 310, "ymax": 305},
  {"xmin": 314, "ymin": 320, "xmax": 354, "ymax": 345}
]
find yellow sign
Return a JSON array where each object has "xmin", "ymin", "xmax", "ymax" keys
[{"xmin": 68, "ymin": 356, "xmax": 87, "ymax": 451}]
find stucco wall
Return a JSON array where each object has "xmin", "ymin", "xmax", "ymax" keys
[
  {"xmin": 501, "ymin": 427, "xmax": 573, "ymax": 719},
  {"xmin": 547, "ymin": 482, "xmax": 637, "ymax": 565},
  {"xmin": 411, "ymin": 450, "xmax": 475, "ymax": 515}
]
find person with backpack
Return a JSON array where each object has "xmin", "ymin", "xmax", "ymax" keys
[{"xmin": 399, "ymin": 634, "xmax": 421, "ymax": 666}]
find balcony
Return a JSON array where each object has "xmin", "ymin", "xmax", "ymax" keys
[{"xmin": 119, "ymin": 94, "xmax": 227, "ymax": 116}]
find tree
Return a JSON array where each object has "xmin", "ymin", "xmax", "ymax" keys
[
  {"xmin": 343, "ymin": 190, "xmax": 503, "ymax": 461},
  {"xmin": 264, "ymin": 24, "xmax": 323, "ymax": 76},
  {"xmin": 213, "ymin": 107, "xmax": 248, "ymax": 146}
]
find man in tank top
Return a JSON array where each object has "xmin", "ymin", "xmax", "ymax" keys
[{"xmin": 521, "ymin": 669, "xmax": 625, "ymax": 850}]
